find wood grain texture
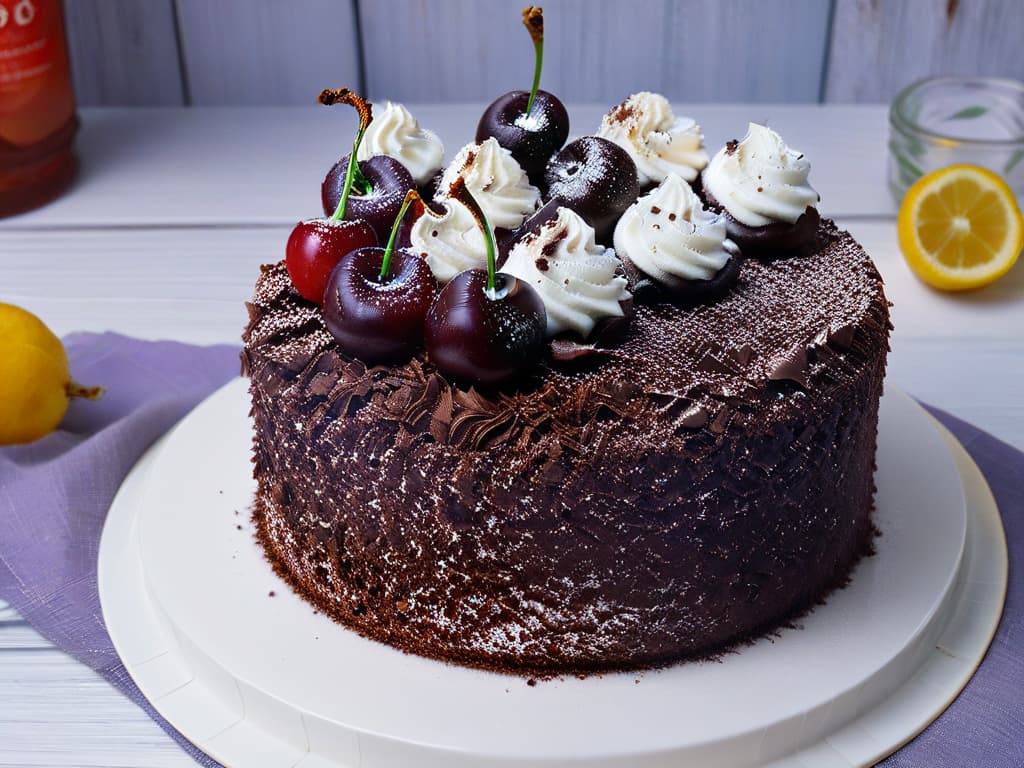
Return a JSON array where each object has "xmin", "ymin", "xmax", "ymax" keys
[
  {"xmin": 360, "ymin": 0, "xmax": 832, "ymax": 104},
  {"xmin": 0, "ymin": 105, "xmax": 897, "ymax": 231},
  {"xmin": 174, "ymin": 0, "xmax": 362, "ymax": 106},
  {"xmin": 0, "ymin": 602, "xmax": 20, "ymax": 626},
  {"xmin": 0, "ymin": 651, "xmax": 194, "ymax": 767},
  {"xmin": 825, "ymin": 0, "xmax": 1024, "ymax": 102},
  {"xmin": 62, "ymin": 0, "xmax": 185, "ymax": 106}
]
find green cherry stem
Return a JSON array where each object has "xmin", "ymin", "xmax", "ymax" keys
[
  {"xmin": 450, "ymin": 178, "xmax": 498, "ymax": 295},
  {"xmin": 522, "ymin": 6, "xmax": 545, "ymax": 117},
  {"xmin": 319, "ymin": 88, "xmax": 374, "ymax": 222},
  {"xmin": 378, "ymin": 188, "xmax": 425, "ymax": 282}
]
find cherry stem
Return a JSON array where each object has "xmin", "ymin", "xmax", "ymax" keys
[
  {"xmin": 450, "ymin": 178, "xmax": 498, "ymax": 294},
  {"xmin": 319, "ymin": 88, "xmax": 374, "ymax": 222},
  {"xmin": 379, "ymin": 188, "xmax": 424, "ymax": 282},
  {"xmin": 522, "ymin": 6, "xmax": 544, "ymax": 116},
  {"xmin": 66, "ymin": 381, "xmax": 105, "ymax": 400}
]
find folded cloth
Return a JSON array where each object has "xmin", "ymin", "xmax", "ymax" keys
[
  {"xmin": 0, "ymin": 333, "xmax": 1020, "ymax": 766},
  {"xmin": 0, "ymin": 333, "xmax": 236, "ymax": 768}
]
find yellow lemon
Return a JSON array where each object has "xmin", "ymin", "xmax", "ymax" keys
[
  {"xmin": 0, "ymin": 303, "xmax": 104, "ymax": 445},
  {"xmin": 897, "ymin": 164, "xmax": 1023, "ymax": 291}
]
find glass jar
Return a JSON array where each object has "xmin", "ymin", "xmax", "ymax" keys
[
  {"xmin": 889, "ymin": 77, "xmax": 1024, "ymax": 204},
  {"xmin": 0, "ymin": 0, "xmax": 77, "ymax": 218}
]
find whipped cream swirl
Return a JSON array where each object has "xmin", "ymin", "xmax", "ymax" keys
[
  {"xmin": 356, "ymin": 101, "xmax": 444, "ymax": 188},
  {"xmin": 703, "ymin": 123, "xmax": 819, "ymax": 227},
  {"xmin": 615, "ymin": 174, "xmax": 736, "ymax": 286},
  {"xmin": 409, "ymin": 199, "xmax": 486, "ymax": 284},
  {"xmin": 502, "ymin": 207, "xmax": 630, "ymax": 338},
  {"xmin": 596, "ymin": 91, "xmax": 709, "ymax": 186},
  {"xmin": 437, "ymin": 137, "xmax": 540, "ymax": 231}
]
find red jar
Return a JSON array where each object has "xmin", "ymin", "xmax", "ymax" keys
[{"xmin": 0, "ymin": 0, "xmax": 77, "ymax": 217}]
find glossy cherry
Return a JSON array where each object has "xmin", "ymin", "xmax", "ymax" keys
[
  {"xmin": 323, "ymin": 189, "xmax": 437, "ymax": 362},
  {"xmin": 322, "ymin": 154, "xmax": 416, "ymax": 244},
  {"xmin": 425, "ymin": 178, "xmax": 546, "ymax": 387},
  {"xmin": 286, "ymin": 218, "xmax": 376, "ymax": 303},
  {"xmin": 285, "ymin": 88, "xmax": 379, "ymax": 304},
  {"xmin": 545, "ymin": 136, "xmax": 639, "ymax": 244},
  {"xmin": 475, "ymin": 7, "xmax": 568, "ymax": 188}
]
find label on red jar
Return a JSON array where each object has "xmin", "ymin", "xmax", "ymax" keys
[{"xmin": 0, "ymin": 0, "xmax": 75, "ymax": 147}]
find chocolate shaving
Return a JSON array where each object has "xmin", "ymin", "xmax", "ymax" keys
[
  {"xmin": 549, "ymin": 338, "xmax": 619, "ymax": 362},
  {"xmin": 768, "ymin": 346, "xmax": 810, "ymax": 387}
]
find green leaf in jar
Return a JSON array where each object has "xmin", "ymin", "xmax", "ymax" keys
[
  {"xmin": 1005, "ymin": 149, "xmax": 1024, "ymax": 175},
  {"xmin": 946, "ymin": 105, "xmax": 989, "ymax": 120}
]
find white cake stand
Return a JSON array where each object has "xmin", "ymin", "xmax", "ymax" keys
[{"xmin": 98, "ymin": 379, "xmax": 1008, "ymax": 768}]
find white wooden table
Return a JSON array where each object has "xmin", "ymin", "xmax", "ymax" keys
[{"xmin": 1, "ymin": 105, "xmax": 1021, "ymax": 766}]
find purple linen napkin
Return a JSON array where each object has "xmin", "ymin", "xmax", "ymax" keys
[
  {"xmin": 0, "ymin": 332, "xmax": 236, "ymax": 768},
  {"xmin": 0, "ymin": 332, "xmax": 1020, "ymax": 766}
]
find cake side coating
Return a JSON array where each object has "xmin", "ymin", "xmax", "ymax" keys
[{"xmin": 243, "ymin": 220, "xmax": 890, "ymax": 675}]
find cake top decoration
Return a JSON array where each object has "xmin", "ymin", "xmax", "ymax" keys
[
  {"xmin": 356, "ymin": 101, "xmax": 444, "ymax": 188},
  {"xmin": 502, "ymin": 206, "xmax": 631, "ymax": 338},
  {"xmin": 409, "ymin": 199, "xmax": 486, "ymax": 285},
  {"xmin": 702, "ymin": 122, "xmax": 819, "ymax": 228},
  {"xmin": 615, "ymin": 174, "xmax": 738, "ymax": 292},
  {"xmin": 474, "ymin": 5, "xmax": 569, "ymax": 187},
  {"xmin": 423, "ymin": 178, "xmax": 548, "ymax": 387},
  {"xmin": 436, "ymin": 137, "xmax": 541, "ymax": 231},
  {"xmin": 596, "ymin": 91, "xmax": 709, "ymax": 186}
]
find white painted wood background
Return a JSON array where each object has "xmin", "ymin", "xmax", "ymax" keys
[{"xmin": 62, "ymin": 0, "xmax": 1024, "ymax": 107}]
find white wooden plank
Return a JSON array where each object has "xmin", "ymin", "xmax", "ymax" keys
[
  {"xmin": 174, "ymin": 0, "xmax": 362, "ymax": 106},
  {"xmin": 0, "ymin": 602, "xmax": 22, "ymax": 625},
  {"xmin": 825, "ymin": 0, "xmax": 1024, "ymax": 102},
  {"xmin": 362, "ymin": 0, "xmax": 832, "ymax": 103},
  {"xmin": 0, "ymin": 625, "xmax": 53, "ymax": 650},
  {"xmin": 0, "ymin": 105, "xmax": 895, "ymax": 230},
  {"xmin": 0, "ymin": 651, "xmax": 194, "ymax": 767},
  {"xmin": 62, "ymin": 0, "xmax": 185, "ymax": 106},
  {"xmin": 0, "ymin": 226, "xmax": 286, "ymax": 344},
  {"xmin": 835, "ymin": 219, "xmax": 1024, "ymax": 341}
]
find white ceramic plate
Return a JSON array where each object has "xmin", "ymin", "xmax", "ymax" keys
[{"xmin": 98, "ymin": 379, "xmax": 1007, "ymax": 768}]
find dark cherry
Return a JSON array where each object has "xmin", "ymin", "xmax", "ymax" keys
[
  {"xmin": 477, "ymin": 90, "xmax": 569, "ymax": 188},
  {"xmin": 322, "ymin": 154, "xmax": 416, "ymax": 244},
  {"xmin": 424, "ymin": 269, "xmax": 546, "ymax": 387},
  {"xmin": 475, "ymin": 7, "xmax": 568, "ymax": 188},
  {"xmin": 322, "ymin": 247, "xmax": 436, "ymax": 363},
  {"xmin": 285, "ymin": 218, "xmax": 376, "ymax": 304},
  {"xmin": 545, "ymin": 136, "xmax": 639, "ymax": 244}
]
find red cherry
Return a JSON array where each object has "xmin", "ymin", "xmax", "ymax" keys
[
  {"xmin": 285, "ymin": 218, "xmax": 376, "ymax": 304},
  {"xmin": 424, "ymin": 269, "xmax": 546, "ymax": 386},
  {"xmin": 322, "ymin": 246, "xmax": 437, "ymax": 362}
]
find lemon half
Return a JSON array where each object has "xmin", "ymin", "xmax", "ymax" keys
[{"xmin": 897, "ymin": 164, "xmax": 1023, "ymax": 291}]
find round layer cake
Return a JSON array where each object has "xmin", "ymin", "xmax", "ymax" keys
[{"xmin": 243, "ymin": 218, "xmax": 890, "ymax": 675}]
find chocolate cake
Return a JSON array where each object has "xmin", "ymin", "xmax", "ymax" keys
[{"xmin": 243, "ymin": 218, "xmax": 890, "ymax": 675}]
